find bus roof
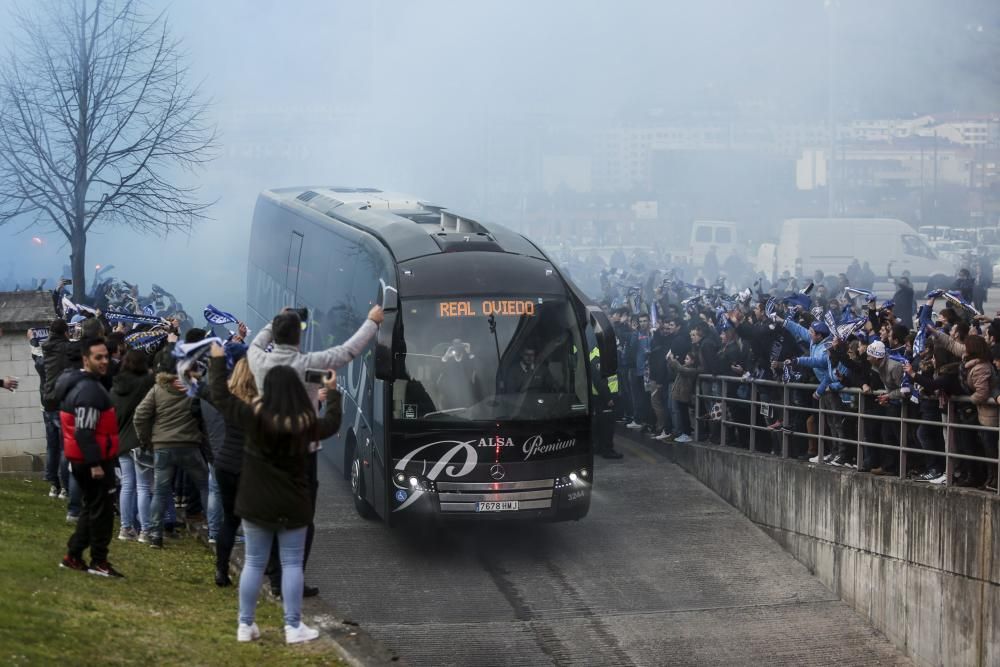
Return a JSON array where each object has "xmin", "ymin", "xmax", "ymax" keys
[{"xmin": 262, "ymin": 186, "xmax": 547, "ymax": 263}]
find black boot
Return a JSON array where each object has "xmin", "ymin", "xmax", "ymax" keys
[{"xmin": 215, "ymin": 567, "xmax": 232, "ymax": 587}]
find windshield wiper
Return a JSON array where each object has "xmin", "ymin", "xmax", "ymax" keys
[{"xmin": 422, "ymin": 407, "xmax": 469, "ymax": 419}]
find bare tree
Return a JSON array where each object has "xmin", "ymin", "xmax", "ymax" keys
[{"xmin": 0, "ymin": 0, "xmax": 216, "ymax": 301}]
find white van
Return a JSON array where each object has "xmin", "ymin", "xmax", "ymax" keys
[
  {"xmin": 759, "ymin": 218, "xmax": 954, "ymax": 288},
  {"xmin": 689, "ymin": 220, "xmax": 739, "ymax": 266}
]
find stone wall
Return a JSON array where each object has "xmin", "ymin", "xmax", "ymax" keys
[
  {"xmin": 666, "ymin": 441, "xmax": 998, "ymax": 667},
  {"xmin": 0, "ymin": 330, "xmax": 45, "ymax": 458}
]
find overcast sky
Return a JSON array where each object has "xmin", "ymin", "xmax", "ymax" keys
[{"xmin": 1, "ymin": 0, "xmax": 997, "ymax": 313}]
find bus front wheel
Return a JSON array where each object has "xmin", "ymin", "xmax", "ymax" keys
[{"xmin": 350, "ymin": 453, "xmax": 376, "ymax": 520}]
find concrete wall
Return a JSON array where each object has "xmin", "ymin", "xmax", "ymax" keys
[
  {"xmin": 0, "ymin": 330, "xmax": 46, "ymax": 458},
  {"xmin": 667, "ymin": 442, "xmax": 998, "ymax": 667}
]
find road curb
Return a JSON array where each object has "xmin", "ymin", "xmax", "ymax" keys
[{"xmin": 190, "ymin": 521, "xmax": 402, "ymax": 666}]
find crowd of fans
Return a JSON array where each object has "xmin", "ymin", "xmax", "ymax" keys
[
  {"xmin": 580, "ymin": 253, "xmax": 999, "ymax": 494},
  {"xmin": 2, "ymin": 276, "xmax": 384, "ymax": 644}
]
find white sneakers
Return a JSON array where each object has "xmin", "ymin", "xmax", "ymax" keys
[
  {"xmin": 237, "ymin": 621, "xmax": 320, "ymax": 644},
  {"xmin": 237, "ymin": 622, "xmax": 260, "ymax": 642},
  {"xmin": 285, "ymin": 622, "xmax": 320, "ymax": 644},
  {"xmin": 625, "ymin": 421, "xmax": 643, "ymax": 430},
  {"xmin": 674, "ymin": 434, "xmax": 692, "ymax": 443}
]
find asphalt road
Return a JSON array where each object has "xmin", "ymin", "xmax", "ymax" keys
[{"xmin": 308, "ymin": 434, "xmax": 910, "ymax": 666}]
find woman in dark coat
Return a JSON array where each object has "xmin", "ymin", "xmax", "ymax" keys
[{"xmin": 207, "ymin": 344, "xmax": 341, "ymax": 645}]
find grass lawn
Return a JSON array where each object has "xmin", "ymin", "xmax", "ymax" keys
[{"xmin": 0, "ymin": 477, "xmax": 343, "ymax": 666}]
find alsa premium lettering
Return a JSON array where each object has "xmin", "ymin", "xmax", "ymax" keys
[{"xmin": 523, "ymin": 434, "xmax": 575, "ymax": 460}]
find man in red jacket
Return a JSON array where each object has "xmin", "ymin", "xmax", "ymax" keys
[{"xmin": 56, "ymin": 337, "xmax": 124, "ymax": 578}]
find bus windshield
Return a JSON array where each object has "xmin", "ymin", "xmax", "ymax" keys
[{"xmin": 392, "ymin": 297, "xmax": 589, "ymax": 422}]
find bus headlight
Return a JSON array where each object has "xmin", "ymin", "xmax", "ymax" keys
[{"xmin": 555, "ymin": 469, "xmax": 590, "ymax": 489}]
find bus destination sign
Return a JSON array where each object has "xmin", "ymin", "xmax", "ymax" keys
[{"xmin": 438, "ymin": 299, "xmax": 537, "ymax": 318}]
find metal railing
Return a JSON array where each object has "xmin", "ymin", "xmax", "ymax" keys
[{"xmin": 691, "ymin": 374, "xmax": 1000, "ymax": 495}]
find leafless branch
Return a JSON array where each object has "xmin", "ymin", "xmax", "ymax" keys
[{"xmin": 0, "ymin": 0, "xmax": 216, "ymax": 298}]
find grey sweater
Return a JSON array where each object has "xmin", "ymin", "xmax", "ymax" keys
[{"xmin": 247, "ymin": 319, "xmax": 378, "ymax": 399}]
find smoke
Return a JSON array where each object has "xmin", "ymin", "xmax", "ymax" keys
[{"xmin": 0, "ymin": 0, "xmax": 996, "ymax": 312}]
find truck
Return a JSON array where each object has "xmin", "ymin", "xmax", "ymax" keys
[{"xmin": 756, "ymin": 218, "xmax": 954, "ymax": 289}]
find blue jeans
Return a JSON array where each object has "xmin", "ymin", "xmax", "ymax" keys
[
  {"xmin": 671, "ymin": 399, "xmax": 691, "ymax": 436},
  {"xmin": 118, "ymin": 454, "xmax": 139, "ymax": 531},
  {"xmin": 43, "ymin": 411, "xmax": 63, "ymax": 489},
  {"xmin": 207, "ymin": 465, "xmax": 222, "ymax": 540},
  {"xmin": 135, "ymin": 456, "xmax": 175, "ymax": 533},
  {"xmin": 149, "ymin": 447, "xmax": 208, "ymax": 539},
  {"xmin": 240, "ymin": 521, "xmax": 308, "ymax": 627}
]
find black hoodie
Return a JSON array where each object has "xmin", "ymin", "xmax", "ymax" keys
[{"xmin": 41, "ymin": 335, "xmax": 74, "ymax": 412}]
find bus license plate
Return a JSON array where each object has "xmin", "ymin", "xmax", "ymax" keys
[{"xmin": 476, "ymin": 501, "xmax": 519, "ymax": 512}]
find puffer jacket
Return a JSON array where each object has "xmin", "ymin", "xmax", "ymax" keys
[
  {"xmin": 110, "ymin": 371, "xmax": 155, "ymax": 454},
  {"xmin": 964, "ymin": 359, "xmax": 998, "ymax": 427},
  {"xmin": 132, "ymin": 373, "xmax": 203, "ymax": 449},
  {"xmin": 783, "ymin": 319, "xmax": 837, "ymax": 395},
  {"xmin": 56, "ymin": 369, "xmax": 119, "ymax": 465}
]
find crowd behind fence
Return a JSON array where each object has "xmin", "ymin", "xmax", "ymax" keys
[{"xmin": 693, "ymin": 374, "xmax": 1000, "ymax": 495}]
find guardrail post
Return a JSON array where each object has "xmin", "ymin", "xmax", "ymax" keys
[
  {"xmin": 749, "ymin": 382, "xmax": 757, "ymax": 453},
  {"xmin": 857, "ymin": 393, "xmax": 864, "ymax": 469},
  {"xmin": 994, "ymin": 425, "xmax": 1000, "ymax": 496},
  {"xmin": 817, "ymin": 394, "xmax": 825, "ymax": 463},
  {"xmin": 945, "ymin": 401, "xmax": 954, "ymax": 487},
  {"xmin": 781, "ymin": 384, "xmax": 790, "ymax": 459},
  {"xmin": 720, "ymin": 378, "xmax": 727, "ymax": 447},
  {"xmin": 899, "ymin": 401, "xmax": 908, "ymax": 479},
  {"xmin": 694, "ymin": 378, "xmax": 702, "ymax": 442}
]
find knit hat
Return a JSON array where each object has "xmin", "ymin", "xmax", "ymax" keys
[{"xmin": 867, "ymin": 340, "xmax": 886, "ymax": 359}]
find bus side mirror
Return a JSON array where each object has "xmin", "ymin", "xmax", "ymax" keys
[
  {"xmin": 589, "ymin": 308, "xmax": 618, "ymax": 378},
  {"xmin": 375, "ymin": 310, "xmax": 397, "ymax": 381}
]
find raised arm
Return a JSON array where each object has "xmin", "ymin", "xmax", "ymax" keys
[
  {"xmin": 303, "ymin": 314, "xmax": 380, "ymax": 371},
  {"xmin": 207, "ymin": 353, "xmax": 255, "ymax": 425},
  {"xmin": 247, "ymin": 323, "xmax": 274, "ymax": 380},
  {"xmin": 782, "ymin": 318, "xmax": 810, "ymax": 345}
]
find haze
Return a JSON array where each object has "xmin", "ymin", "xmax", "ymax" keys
[{"xmin": 1, "ymin": 0, "xmax": 996, "ymax": 312}]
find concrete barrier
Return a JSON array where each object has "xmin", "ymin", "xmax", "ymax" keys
[{"xmin": 666, "ymin": 441, "xmax": 998, "ymax": 667}]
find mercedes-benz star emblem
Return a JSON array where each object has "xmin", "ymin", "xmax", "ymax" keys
[{"xmin": 489, "ymin": 464, "xmax": 506, "ymax": 481}]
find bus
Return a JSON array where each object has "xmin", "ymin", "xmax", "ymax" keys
[{"xmin": 245, "ymin": 186, "xmax": 617, "ymax": 523}]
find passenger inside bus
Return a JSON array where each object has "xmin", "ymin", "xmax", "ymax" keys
[{"xmin": 432, "ymin": 338, "xmax": 484, "ymax": 411}]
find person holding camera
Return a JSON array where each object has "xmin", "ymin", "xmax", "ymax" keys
[
  {"xmin": 247, "ymin": 305, "xmax": 384, "ymax": 397},
  {"xmin": 207, "ymin": 342, "xmax": 342, "ymax": 644},
  {"xmin": 246, "ymin": 304, "xmax": 383, "ymax": 598}
]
